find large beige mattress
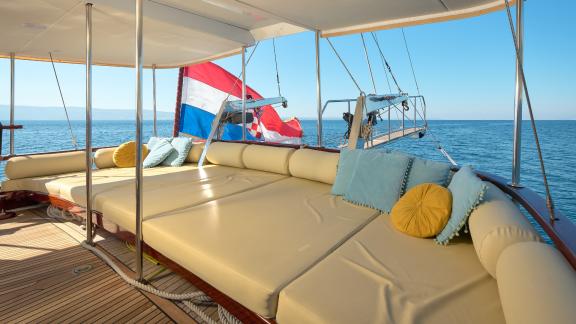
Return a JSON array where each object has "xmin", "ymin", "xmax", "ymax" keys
[
  {"xmin": 276, "ymin": 215, "xmax": 505, "ymax": 324},
  {"xmin": 143, "ymin": 177, "xmax": 380, "ymax": 318}
]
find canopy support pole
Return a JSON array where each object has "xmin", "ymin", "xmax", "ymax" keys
[
  {"xmin": 134, "ymin": 0, "xmax": 144, "ymax": 282},
  {"xmin": 241, "ymin": 46, "xmax": 247, "ymax": 141},
  {"xmin": 316, "ymin": 31, "xmax": 323, "ymax": 146},
  {"xmin": 511, "ymin": 0, "xmax": 524, "ymax": 187},
  {"xmin": 152, "ymin": 64, "xmax": 157, "ymax": 137},
  {"xmin": 9, "ymin": 53, "xmax": 15, "ymax": 156},
  {"xmin": 84, "ymin": 3, "xmax": 94, "ymax": 245}
]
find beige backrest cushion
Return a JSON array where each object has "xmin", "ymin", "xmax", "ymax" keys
[
  {"xmin": 288, "ymin": 149, "xmax": 339, "ymax": 184},
  {"xmin": 468, "ymin": 182, "xmax": 540, "ymax": 277},
  {"xmin": 5, "ymin": 151, "xmax": 86, "ymax": 180},
  {"xmin": 94, "ymin": 147, "xmax": 117, "ymax": 169},
  {"xmin": 497, "ymin": 242, "xmax": 576, "ymax": 324},
  {"xmin": 185, "ymin": 142, "xmax": 205, "ymax": 163},
  {"xmin": 206, "ymin": 142, "xmax": 248, "ymax": 168},
  {"xmin": 242, "ymin": 145, "xmax": 295, "ymax": 175}
]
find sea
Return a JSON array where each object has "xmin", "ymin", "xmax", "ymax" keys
[{"xmin": 1, "ymin": 119, "xmax": 574, "ymax": 232}]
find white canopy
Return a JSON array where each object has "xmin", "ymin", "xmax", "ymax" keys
[{"xmin": 0, "ymin": 0, "xmax": 513, "ymax": 68}]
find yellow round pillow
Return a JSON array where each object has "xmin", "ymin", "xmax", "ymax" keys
[
  {"xmin": 112, "ymin": 141, "xmax": 149, "ymax": 168},
  {"xmin": 391, "ymin": 183, "xmax": 452, "ymax": 238}
]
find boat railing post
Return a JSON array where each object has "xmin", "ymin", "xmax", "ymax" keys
[
  {"xmin": 9, "ymin": 52, "xmax": 15, "ymax": 156},
  {"xmin": 402, "ymin": 106, "xmax": 405, "ymax": 135},
  {"xmin": 511, "ymin": 0, "xmax": 524, "ymax": 187},
  {"xmin": 85, "ymin": 3, "xmax": 94, "ymax": 245},
  {"xmin": 241, "ymin": 46, "xmax": 246, "ymax": 141},
  {"xmin": 134, "ymin": 0, "xmax": 144, "ymax": 281},
  {"xmin": 315, "ymin": 30, "xmax": 322, "ymax": 147},
  {"xmin": 152, "ymin": 64, "xmax": 157, "ymax": 137},
  {"xmin": 388, "ymin": 107, "xmax": 391, "ymax": 141},
  {"xmin": 413, "ymin": 101, "xmax": 417, "ymax": 129}
]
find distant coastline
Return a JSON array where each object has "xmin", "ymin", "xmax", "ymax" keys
[{"xmin": 0, "ymin": 105, "xmax": 173, "ymax": 121}]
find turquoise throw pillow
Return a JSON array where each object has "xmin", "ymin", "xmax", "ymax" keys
[
  {"xmin": 344, "ymin": 150, "xmax": 411, "ymax": 213},
  {"xmin": 162, "ymin": 137, "xmax": 193, "ymax": 167},
  {"xmin": 147, "ymin": 136, "xmax": 172, "ymax": 151},
  {"xmin": 435, "ymin": 166, "xmax": 487, "ymax": 245},
  {"xmin": 331, "ymin": 149, "xmax": 363, "ymax": 196},
  {"xmin": 405, "ymin": 157, "xmax": 452, "ymax": 191},
  {"xmin": 143, "ymin": 138, "xmax": 175, "ymax": 168}
]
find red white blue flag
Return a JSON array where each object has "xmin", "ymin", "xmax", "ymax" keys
[{"xmin": 177, "ymin": 62, "xmax": 303, "ymax": 144}]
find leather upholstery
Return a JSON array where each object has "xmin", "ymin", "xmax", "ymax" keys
[{"xmin": 5, "ymin": 151, "xmax": 86, "ymax": 180}]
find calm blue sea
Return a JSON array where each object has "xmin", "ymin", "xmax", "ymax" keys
[{"xmin": 1, "ymin": 119, "xmax": 574, "ymax": 227}]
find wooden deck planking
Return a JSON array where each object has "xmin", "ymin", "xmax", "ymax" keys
[{"xmin": 0, "ymin": 210, "xmax": 176, "ymax": 323}]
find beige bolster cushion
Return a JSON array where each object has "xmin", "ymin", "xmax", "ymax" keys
[
  {"xmin": 468, "ymin": 182, "xmax": 540, "ymax": 277},
  {"xmin": 94, "ymin": 147, "xmax": 117, "ymax": 169},
  {"xmin": 242, "ymin": 145, "xmax": 295, "ymax": 175},
  {"xmin": 497, "ymin": 242, "xmax": 576, "ymax": 324},
  {"xmin": 185, "ymin": 142, "xmax": 206, "ymax": 163},
  {"xmin": 5, "ymin": 151, "xmax": 86, "ymax": 180},
  {"xmin": 206, "ymin": 142, "xmax": 248, "ymax": 168},
  {"xmin": 468, "ymin": 182, "xmax": 540, "ymax": 278},
  {"xmin": 288, "ymin": 149, "xmax": 339, "ymax": 184}
]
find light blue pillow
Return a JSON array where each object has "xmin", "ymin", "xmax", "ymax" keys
[
  {"xmin": 162, "ymin": 137, "xmax": 193, "ymax": 167},
  {"xmin": 405, "ymin": 157, "xmax": 452, "ymax": 191},
  {"xmin": 435, "ymin": 166, "xmax": 487, "ymax": 245},
  {"xmin": 344, "ymin": 150, "xmax": 411, "ymax": 213},
  {"xmin": 331, "ymin": 149, "xmax": 363, "ymax": 196},
  {"xmin": 147, "ymin": 136, "xmax": 172, "ymax": 151},
  {"xmin": 143, "ymin": 138, "xmax": 175, "ymax": 168}
]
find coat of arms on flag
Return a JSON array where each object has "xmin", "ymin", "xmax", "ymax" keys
[{"xmin": 176, "ymin": 62, "xmax": 302, "ymax": 144}]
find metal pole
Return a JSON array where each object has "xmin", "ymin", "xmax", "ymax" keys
[
  {"xmin": 241, "ymin": 46, "xmax": 246, "ymax": 141},
  {"xmin": 414, "ymin": 103, "xmax": 417, "ymax": 129},
  {"xmin": 315, "ymin": 31, "xmax": 323, "ymax": 147},
  {"xmin": 134, "ymin": 0, "xmax": 144, "ymax": 281},
  {"xmin": 152, "ymin": 64, "xmax": 157, "ymax": 137},
  {"xmin": 388, "ymin": 108, "xmax": 391, "ymax": 141},
  {"xmin": 402, "ymin": 108, "xmax": 405, "ymax": 135},
  {"xmin": 84, "ymin": 3, "xmax": 94, "ymax": 245},
  {"xmin": 9, "ymin": 53, "xmax": 15, "ymax": 156},
  {"xmin": 511, "ymin": 0, "xmax": 524, "ymax": 187}
]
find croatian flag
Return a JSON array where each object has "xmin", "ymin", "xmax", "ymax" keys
[{"xmin": 178, "ymin": 62, "xmax": 303, "ymax": 144}]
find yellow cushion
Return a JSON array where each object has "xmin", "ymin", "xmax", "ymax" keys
[
  {"xmin": 391, "ymin": 183, "xmax": 452, "ymax": 238},
  {"xmin": 112, "ymin": 141, "xmax": 149, "ymax": 168}
]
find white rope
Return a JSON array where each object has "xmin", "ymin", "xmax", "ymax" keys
[
  {"xmin": 49, "ymin": 52, "xmax": 78, "ymax": 150},
  {"xmin": 183, "ymin": 301, "xmax": 219, "ymax": 324},
  {"xmin": 81, "ymin": 241, "xmax": 207, "ymax": 300},
  {"xmin": 218, "ymin": 305, "xmax": 243, "ymax": 324},
  {"xmin": 401, "ymin": 28, "xmax": 421, "ymax": 96},
  {"xmin": 326, "ymin": 38, "xmax": 363, "ymax": 93}
]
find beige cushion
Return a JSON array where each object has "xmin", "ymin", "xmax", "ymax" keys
[
  {"xmin": 277, "ymin": 215, "xmax": 504, "ymax": 324},
  {"xmin": 242, "ymin": 145, "xmax": 295, "ymax": 175},
  {"xmin": 469, "ymin": 182, "xmax": 540, "ymax": 277},
  {"xmin": 95, "ymin": 165, "xmax": 285, "ymax": 232},
  {"xmin": 497, "ymin": 242, "xmax": 576, "ymax": 324},
  {"xmin": 288, "ymin": 149, "xmax": 339, "ymax": 184},
  {"xmin": 185, "ymin": 142, "xmax": 206, "ymax": 163},
  {"xmin": 143, "ymin": 177, "xmax": 379, "ymax": 318},
  {"xmin": 4, "ymin": 151, "xmax": 86, "ymax": 180},
  {"xmin": 94, "ymin": 147, "xmax": 117, "ymax": 169},
  {"xmin": 206, "ymin": 142, "xmax": 247, "ymax": 168}
]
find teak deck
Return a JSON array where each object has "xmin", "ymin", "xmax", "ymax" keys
[{"xmin": 0, "ymin": 208, "xmax": 219, "ymax": 323}]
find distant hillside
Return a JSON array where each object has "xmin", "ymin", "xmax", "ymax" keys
[{"xmin": 0, "ymin": 105, "xmax": 174, "ymax": 121}]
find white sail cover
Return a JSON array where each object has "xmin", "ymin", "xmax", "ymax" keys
[{"xmin": 0, "ymin": 0, "xmax": 513, "ymax": 67}]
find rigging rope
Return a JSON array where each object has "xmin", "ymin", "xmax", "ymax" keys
[
  {"xmin": 401, "ymin": 29, "xmax": 421, "ymax": 96},
  {"xmin": 49, "ymin": 52, "xmax": 78, "ymax": 149},
  {"xmin": 503, "ymin": 0, "xmax": 555, "ymax": 220},
  {"xmin": 360, "ymin": 34, "xmax": 377, "ymax": 94},
  {"xmin": 370, "ymin": 32, "xmax": 402, "ymax": 93},
  {"xmin": 326, "ymin": 38, "xmax": 363, "ymax": 93},
  {"xmin": 272, "ymin": 38, "xmax": 282, "ymax": 97}
]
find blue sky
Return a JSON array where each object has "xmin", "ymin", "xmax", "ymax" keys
[{"xmin": 0, "ymin": 1, "xmax": 574, "ymax": 120}]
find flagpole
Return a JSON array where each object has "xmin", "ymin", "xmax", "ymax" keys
[{"xmin": 241, "ymin": 46, "xmax": 247, "ymax": 141}]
